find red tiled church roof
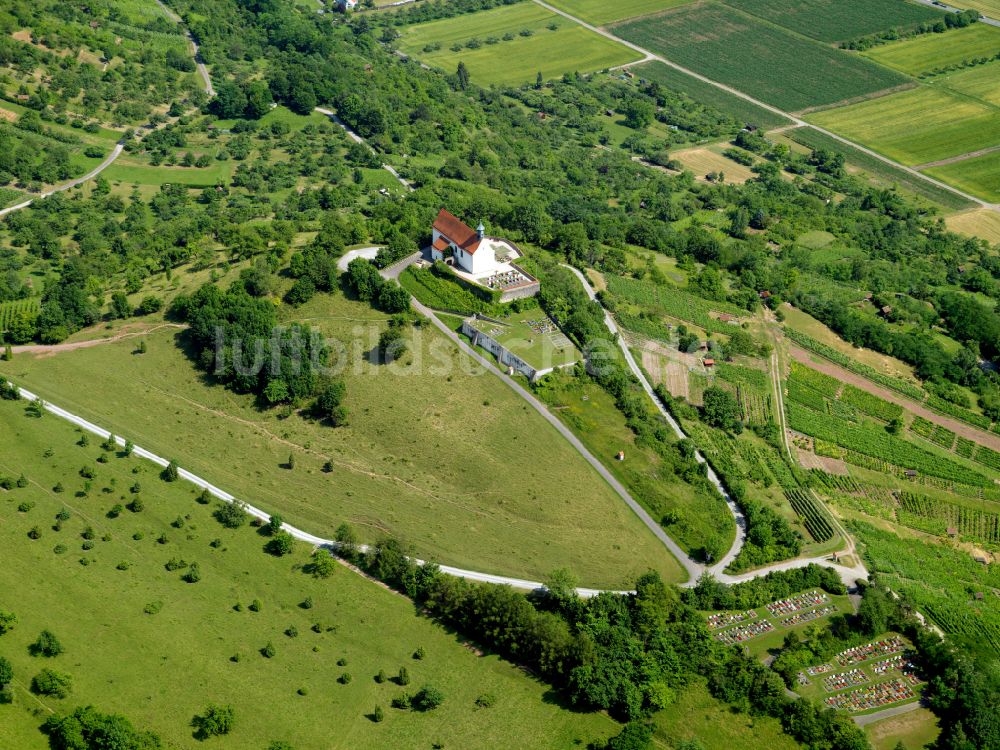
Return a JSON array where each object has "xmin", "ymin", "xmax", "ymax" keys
[
  {"xmin": 433, "ymin": 208, "xmax": 482, "ymax": 255},
  {"xmin": 432, "ymin": 236, "xmax": 450, "ymax": 252}
]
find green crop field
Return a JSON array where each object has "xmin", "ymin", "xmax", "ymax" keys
[
  {"xmin": 0, "ymin": 294, "xmax": 682, "ymax": 588},
  {"xmin": 807, "ymin": 87, "xmax": 1000, "ymax": 165},
  {"xmin": 862, "ymin": 23, "xmax": 1000, "ymax": 76},
  {"xmin": 938, "ymin": 60, "xmax": 1000, "ymax": 105},
  {"xmin": 634, "ymin": 61, "xmax": 792, "ymax": 129},
  {"xmin": 925, "ymin": 149, "xmax": 1000, "ymax": 203},
  {"xmin": 614, "ymin": 2, "xmax": 910, "ymax": 111},
  {"xmin": 0, "ymin": 399, "xmax": 619, "ymax": 750},
  {"xmin": 718, "ymin": 0, "xmax": 941, "ymax": 42},
  {"xmin": 395, "ymin": 3, "xmax": 641, "ymax": 86},
  {"xmin": 546, "ymin": 0, "xmax": 693, "ymax": 25}
]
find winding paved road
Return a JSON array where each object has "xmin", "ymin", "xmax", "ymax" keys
[
  {"xmin": 560, "ymin": 264, "xmax": 749, "ymax": 573},
  {"xmin": 0, "ymin": 143, "xmax": 125, "ymax": 219},
  {"xmin": 532, "ymin": 0, "xmax": 999, "ymax": 213},
  {"xmin": 315, "ymin": 108, "xmax": 413, "ymax": 192},
  {"xmin": 153, "ymin": 0, "xmax": 215, "ymax": 96}
]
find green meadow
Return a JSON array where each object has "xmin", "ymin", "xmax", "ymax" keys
[
  {"xmin": 862, "ymin": 23, "xmax": 1000, "ymax": 76},
  {"xmin": 806, "ymin": 87, "xmax": 1000, "ymax": 165},
  {"xmin": 395, "ymin": 3, "xmax": 641, "ymax": 86},
  {"xmin": 0, "ymin": 293, "xmax": 683, "ymax": 588},
  {"xmin": 936, "ymin": 59, "xmax": 1000, "ymax": 105},
  {"xmin": 925, "ymin": 149, "xmax": 1000, "ymax": 203},
  {"xmin": 0, "ymin": 398, "xmax": 619, "ymax": 750}
]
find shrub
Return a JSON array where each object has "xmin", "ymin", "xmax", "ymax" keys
[
  {"xmin": 338, "ymin": 673, "xmax": 352, "ymax": 685},
  {"xmin": 412, "ymin": 685, "xmax": 445, "ymax": 711},
  {"xmin": 182, "ymin": 563, "xmax": 202, "ymax": 583},
  {"xmin": 192, "ymin": 704, "xmax": 235, "ymax": 738},
  {"xmin": 261, "ymin": 642, "xmax": 276, "ymax": 658},
  {"xmin": 215, "ymin": 501, "xmax": 248, "ymax": 529},
  {"xmin": 31, "ymin": 668, "xmax": 71, "ymax": 698}
]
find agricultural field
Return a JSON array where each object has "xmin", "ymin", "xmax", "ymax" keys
[
  {"xmin": 946, "ymin": 208, "xmax": 1000, "ymax": 244},
  {"xmin": 546, "ymin": 0, "xmax": 694, "ymax": 25},
  {"xmin": 937, "ymin": 59, "xmax": 1000, "ymax": 105},
  {"xmin": 861, "ymin": 23, "xmax": 1000, "ymax": 76},
  {"xmin": 394, "ymin": 3, "xmax": 641, "ymax": 86},
  {"xmin": 0, "ymin": 398, "xmax": 618, "ymax": 750},
  {"xmin": 718, "ymin": 0, "xmax": 941, "ymax": 42},
  {"xmin": 0, "ymin": 293, "xmax": 683, "ymax": 588},
  {"xmin": 634, "ymin": 61, "xmax": 792, "ymax": 129},
  {"xmin": 925, "ymin": 149, "xmax": 1000, "ymax": 203},
  {"xmin": 952, "ymin": 0, "xmax": 1000, "ymax": 15},
  {"xmin": 806, "ymin": 87, "xmax": 1000, "ymax": 166},
  {"xmin": 614, "ymin": 2, "xmax": 910, "ymax": 111}
]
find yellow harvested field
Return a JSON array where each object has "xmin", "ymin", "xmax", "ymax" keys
[
  {"xmin": 672, "ymin": 146, "xmax": 756, "ymax": 183},
  {"xmin": 946, "ymin": 209, "xmax": 1000, "ymax": 245}
]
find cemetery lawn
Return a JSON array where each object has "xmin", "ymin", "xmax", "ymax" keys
[{"xmin": 0, "ymin": 398, "xmax": 619, "ymax": 750}]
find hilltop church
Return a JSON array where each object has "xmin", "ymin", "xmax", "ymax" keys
[{"xmin": 431, "ymin": 208, "xmax": 497, "ymax": 275}]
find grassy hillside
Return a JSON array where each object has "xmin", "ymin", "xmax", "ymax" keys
[
  {"xmin": 0, "ymin": 293, "xmax": 685, "ymax": 587},
  {"xmin": 0, "ymin": 397, "xmax": 618, "ymax": 749}
]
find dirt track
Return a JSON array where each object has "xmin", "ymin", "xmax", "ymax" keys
[
  {"xmin": 789, "ymin": 344, "xmax": 1000, "ymax": 453},
  {"xmin": 11, "ymin": 324, "xmax": 186, "ymax": 356}
]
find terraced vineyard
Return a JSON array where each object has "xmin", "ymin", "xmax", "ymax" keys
[
  {"xmin": 911, "ymin": 416, "xmax": 957, "ymax": 450},
  {"xmin": 787, "ymin": 401, "xmax": 990, "ymax": 487},
  {"xmin": 839, "ymin": 384, "xmax": 902, "ymax": 422},
  {"xmin": 605, "ymin": 274, "xmax": 746, "ymax": 334},
  {"xmin": 786, "ymin": 489, "xmax": 835, "ymax": 542},
  {"xmin": 897, "ymin": 492, "xmax": 1000, "ymax": 544},
  {"xmin": 0, "ymin": 298, "xmax": 40, "ymax": 332}
]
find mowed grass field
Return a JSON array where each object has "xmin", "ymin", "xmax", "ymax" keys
[
  {"xmin": 946, "ymin": 208, "xmax": 1000, "ymax": 244},
  {"xmin": 865, "ymin": 707, "xmax": 941, "ymax": 750},
  {"xmin": 653, "ymin": 679, "xmax": 800, "ymax": 750},
  {"xmin": 718, "ymin": 0, "xmax": 941, "ymax": 42},
  {"xmin": 806, "ymin": 87, "xmax": 1000, "ymax": 165},
  {"xmin": 635, "ymin": 61, "xmax": 792, "ymax": 129},
  {"xmin": 614, "ymin": 2, "xmax": 910, "ymax": 111},
  {"xmin": 395, "ymin": 3, "xmax": 641, "ymax": 86},
  {"xmin": 0, "ymin": 293, "xmax": 683, "ymax": 587},
  {"xmin": 937, "ymin": 59, "xmax": 1000, "ymax": 105},
  {"xmin": 544, "ymin": 0, "xmax": 693, "ymax": 25},
  {"xmin": 862, "ymin": 23, "xmax": 1000, "ymax": 76},
  {"xmin": 925, "ymin": 149, "xmax": 1000, "ymax": 202},
  {"xmin": 0, "ymin": 401, "xmax": 619, "ymax": 750}
]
